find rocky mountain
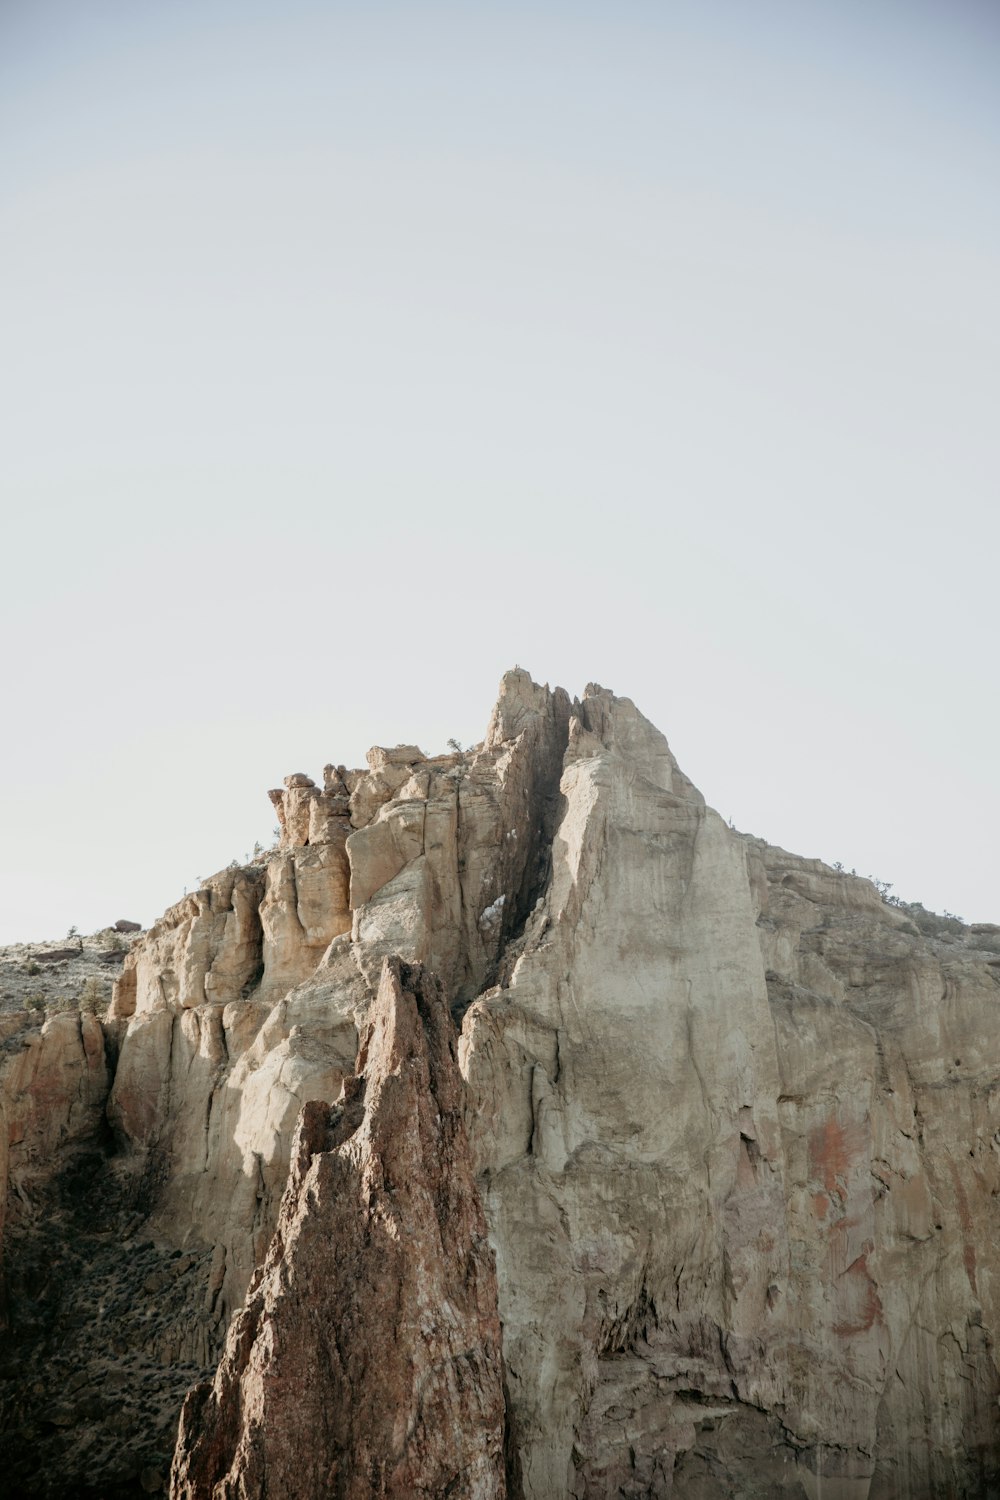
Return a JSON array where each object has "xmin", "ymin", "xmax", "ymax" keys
[{"xmin": 1, "ymin": 669, "xmax": 998, "ymax": 1498}]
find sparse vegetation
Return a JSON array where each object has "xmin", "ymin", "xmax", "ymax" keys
[
  {"xmin": 79, "ymin": 976, "xmax": 106, "ymax": 1014},
  {"xmin": 831, "ymin": 861, "xmax": 969, "ymax": 938},
  {"xmin": 25, "ymin": 992, "xmax": 46, "ymax": 1012},
  {"xmin": 893, "ymin": 902, "xmax": 965, "ymax": 939},
  {"xmin": 24, "ymin": 960, "xmax": 41, "ymax": 977},
  {"xmin": 863, "ymin": 875, "xmax": 966, "ymax": 936}
]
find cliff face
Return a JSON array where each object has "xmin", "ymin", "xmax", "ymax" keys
[
  {"xmin": 0, "ymin": 670, "xmax": 998, "ymax": 1498},
  {"xmin": 171, "ymin": 957, "xmax": 511, "ymax": 1500}
]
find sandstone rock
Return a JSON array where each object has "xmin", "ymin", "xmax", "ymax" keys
[
  {"xmin": 268, "ymin": 774, "xmax": 317, "ymax": 847},
  {"xmin": 460, "ymin": 684, "xmax": 792, "ymax": 1496},
  {"xmin": 322, "ymin": 763, "xmax": 349, "ymax": 794},
  {"xmin": 365, "ymin": 742, "xmax": 426, "ymax": 771},
  {"xmin": 1, "ymin": 1009, "xmax": 108, "ymax": 1215},
  {"xmin": 110, "ymin": 865, "xmax": 266, "ymax": 1020},
  {"xmin": 3, "ymin": 668, "xmax": 1000, "ymax": 1499},
  {"xmin": 170, "ymin": 958, "xmax": 510, "ymax": 1500},
  {"xmin": 0, "ymin": 1007, "xmax": 109, "ymax": 1336},
  {"xmin": 346, "ymin": 672, "xmax": 570, "ymax": 1002},
  {"xmin": 348, "ymin": 758, "xmax": 419, "ymax": 830},
  {"xmin": 269, "ymin": 771, "xmax": 355, "ymax": 854},
  {"xmin": 258, "ymin": 843, "xmax": 350, "ymax": 997},
  {"xmin": 457, "ymin": 682, "xmax": 1000, "ymax": 1498},
  {"xmin": 107, "ymin": 958, "xmax": 360, "ymax": 1328}
]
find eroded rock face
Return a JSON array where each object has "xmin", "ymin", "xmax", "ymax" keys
[
  {"xmin": 170, "ymin": 958, "xmax": 511, "ymax": 1500},
  {"xmin": 457, "ymin": 692, "xmax": 1000, "ymax": 1499},
  {"xmin": 2, "ymin": 668, "xmax": 999, "ymax": 1499},
  {"xmin": 0, "ymin": 1008, "xmax": 108, "ymax": 1288},
  {"xmin": 456, "ymin": 691, "xmax": 1000, "ymax": 1499},
  {"xmin": 461, "ymin": 685, "xmax": 793, "ymax": 1496},
  {"xmin": 346, "ymin": 669, "xmax": 570, "ymax": 1001},
  {"xmin": 748, "ymin": 840, "xmax": 1000, "ymax": 1500},
  {"xmin": 101, "ymin": 668, "xmax": 571, "ymax": 1332}
]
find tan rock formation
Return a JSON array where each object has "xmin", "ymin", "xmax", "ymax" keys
[
  {"xmin": 2, "ymin": 669, "xmax": 999, "ymax": 1499},
  {"xmin": 106, "ymin": 966, "xmax": 360, "ymax": 1328},
  {"xmin": 457, "ymin": 688, "xmax": 1000, "ymax": 1497},
  {"xmin": 170, "ymin": 957, "xmax": 510, "ymax": 1500},
  {"xmin": 346, "ymin": 669, "xmax": 570, "ymax": 1001},
  {"xmin": 0, "ymin": 1008, "xmax": 108, "ymax": 1285},
  {"xmin": 109, "ymin": 866, "xmax": 266, "ymax": 1020}
]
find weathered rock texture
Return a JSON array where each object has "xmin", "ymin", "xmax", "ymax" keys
[
  {"xmin": 1, "ymin": 668, "xmax": 998, "ymax": 1499},
  {"xmin": 171, "ymin": 957, "xmax": 510, "ymax": 1500},
  {"xmin": 457, "ymin": 690, "xmax": 1000, "ymax": 1499},
  {"xmin": 0, "ymin": 1007, "xmax": 108, "ymax": 1314}
]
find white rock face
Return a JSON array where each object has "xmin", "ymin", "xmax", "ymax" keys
[
  {"xmin": 457, "ymin": 688, "xmax": 1000, "ymax": 1498},
  {"xmin": 461, "ymin": 686, "xmax": 792, "ymax": 1496},
  {"xmin": 2, "ymin": 669, "xmax": 999, "ymax": 1499}
]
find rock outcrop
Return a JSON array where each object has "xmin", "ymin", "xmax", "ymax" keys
[
  {"xmin": 171, "ymin": 957, "xmax": 511, "ymax": 1500},
  {"xmin": 0, "ymin": 1007, "xmax": 108, "ymax": 1312},
  {"xmin": 1, "ymin": 668, "xmax": 998, "ymax": 1498}
]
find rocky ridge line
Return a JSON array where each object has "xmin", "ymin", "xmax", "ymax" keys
[{"xmin": 0, "ymin": 669, "xmax": 997, "ymax": 1498}]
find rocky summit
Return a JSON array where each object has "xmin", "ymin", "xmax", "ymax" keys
[{"xmin": 1, "ymin": 669, "xmax": 998, "ymax": 1499}]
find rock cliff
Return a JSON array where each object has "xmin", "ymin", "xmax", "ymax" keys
[
  {"xmin": 171, "ymin": 957, "xmax": 511, "ymax": 1500},
  {"xmin": 0, "ymin": 669, "xmax": 997, "ymax": 1498}
]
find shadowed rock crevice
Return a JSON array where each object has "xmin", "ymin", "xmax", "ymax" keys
[{"xmin": 490, "ymin": 690, "xmax": 571, "ymax": 971}]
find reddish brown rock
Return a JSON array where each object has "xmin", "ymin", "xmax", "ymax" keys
[{"xmin": 170, "ymin": 956, "xmax": 511, "ymax": 1500}]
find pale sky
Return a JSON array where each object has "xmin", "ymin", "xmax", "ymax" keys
[{"xmin": 2, "ymin": 1, "xmax": 998, "ymax": 943}]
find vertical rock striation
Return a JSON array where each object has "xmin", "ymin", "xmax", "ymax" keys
[
  {"xmin": 170, "ymin": 957, "xmax": 511, "ymax": 1500},
  {"xmin": 460, "ymin": 684, "xmax": 793, "ymax": 1496}
]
